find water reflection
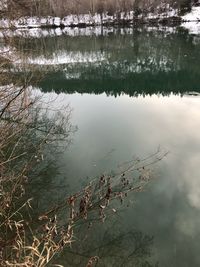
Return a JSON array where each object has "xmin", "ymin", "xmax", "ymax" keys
[
  {"xmin": 56, "ymin": 222, "xmax": 157, "ymax": 267},
  {"xmin": 37, "ymin": 92, "xmax": 200, "ymax": 266},
  {"xmin": 1, "ymin": 27, "xmax": 200, "ymax": 94},
  {"xmin": 2, "ymin": 27, "xmax": 200, "ymax": 266}
]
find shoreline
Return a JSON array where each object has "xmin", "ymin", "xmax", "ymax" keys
[
  {"xmin": 0, "ymin": 17, "xmax": 183, "ymax": 30},
  {"xmin": 0, "ymin": 7, "xmax": 200, "ymax": 30},
  {"xmin": 0, "ymin": 24, "xmax": 199, "ymax": 40}
]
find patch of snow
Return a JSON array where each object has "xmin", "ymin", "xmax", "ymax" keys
[
  {"xmin": 93, "ymin": 13, "xmax": 101, "ymax": 24},
  {"xmin": 148, "ymin": 9, "xmax": 178, "ymax": 19},
  {"xmin": 26, "ymin": 17, "xmax": 41, "ymax": 28},
  {"xmin": 182, "ymin": 6, "xmax": 200, "ymax": 21},
  {"xmin": 46, "ymin": 17, "xmax": 54, "ymax": 26},
  {"xmin": 54, "ymin": 17, "xmax": 61, "ymax": 27},
  {"xmin": 40, "ymin": 17, "xmax": 48, "ymax": 25},
  {"xmin": 62, "ymin": 15, "xmax": 74, "ymax": 26},
  {"xmin": 0, "ymin": 19, "xmax": 10, "ymax": 29}
]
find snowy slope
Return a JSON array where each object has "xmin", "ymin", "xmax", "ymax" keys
[
  {"xmin": 181, "ymin": 5, "xmax": 200, "ymax": 34},
  {"xmin": 0, "ymin": 5, "xmax": 200, "ymax": 33},
  {"xmin": 182, "ymin": 6, "xmax": 200, "ymax": 21}
]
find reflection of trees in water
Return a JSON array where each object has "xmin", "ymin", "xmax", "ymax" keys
[
  {"xmin": 39, "ymin": 69, "xmax": 200, "ymax": 96},
  {"xmin": 4, "ymin": 28, "xmax": 200, "ymax": 95},
  {"xmin": 1, "ymin": 34, "xmax": 168, "ymax": 266},
  {"xmin": 57, "ymin": 220, "xmax": 157, "ymax": 267},
  {"xmin": 0, "ymin": 43, "xmax": 79, "ymax": 264},
  {"xmin": 25, "ymin": 106, "xmax": 77, "ymax": 212},
  {"xmin": 8, "ymin": 28, "xmax": 200, "ymax": 68},
  {"xmin": 26, "ymin": 140, "xmax": 161, "ymax": 267},
  {"xmin": 29, "ymin": 142, "xmax": 165, "ymax": 266}
]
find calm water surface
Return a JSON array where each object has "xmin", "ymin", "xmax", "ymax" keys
[{"xmin": 4, "ymin": 26, "xmax": 200, "ymax": 266}]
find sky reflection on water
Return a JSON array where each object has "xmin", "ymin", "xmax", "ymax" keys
[{"xmin": 39, "ymin": 91, "xmax": 200, "ymax": 266}]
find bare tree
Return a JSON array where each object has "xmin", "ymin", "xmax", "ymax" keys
[{"xmin": 2, "ymin": 0, "xmax": 194, "ymax": 18}]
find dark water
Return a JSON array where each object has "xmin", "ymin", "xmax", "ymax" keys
[{"xmin": 4, "ymin": 27, "xmax": 200, "ymax": 266}]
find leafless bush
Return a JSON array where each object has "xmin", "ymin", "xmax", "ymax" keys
[{"xmin": 0, "ymin": 48, "xmax": 77, "ymax": 266}]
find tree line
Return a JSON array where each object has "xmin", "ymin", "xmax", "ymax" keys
[{"xmin": 3, "ymin": 0, "xmax": 197, "ymax": 18}]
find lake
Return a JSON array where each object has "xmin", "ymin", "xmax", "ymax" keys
[{"xmin": 3, "ymin": 26, "xmax": 200, "ymax": 266}]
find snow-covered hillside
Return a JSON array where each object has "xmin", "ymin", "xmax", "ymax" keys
[
  {"xmin": 181, "ymin": 4, "xmax": 200, "ymax": 34},
  {"xmin": 0, "ymin": 4, "xmax": 200, "ymax": 34},
  {"xmin": 0, "ymin": 7, "xmax": 198, "ymax": 29},
  {"xmin": 0, "ymin": 10, "xmax": 187, "ymax": 29},
  {"xmin": 182, "ymin": 6, "xmax": 200, "ymax": 21}
]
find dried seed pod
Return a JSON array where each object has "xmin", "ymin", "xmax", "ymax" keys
[
  {"xmin": 38, "ymin": 215, "xmax": 48, "ymax": 221},
  {"xmin": 68, "ymin": 196, "xmax": 75, "ymax": 206},
  {"xmin": 86, "ymin": 256, "xmax": 99, "ymax": 267}
]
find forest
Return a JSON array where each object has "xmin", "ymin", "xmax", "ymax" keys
[{"xmin": 2, "ymin": 0, "xmax": 198, "ymax": 17}]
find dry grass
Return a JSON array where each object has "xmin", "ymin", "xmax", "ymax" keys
[{"xmin": 0, "ymin": 48, "xmax": 76, "ymax": 266}]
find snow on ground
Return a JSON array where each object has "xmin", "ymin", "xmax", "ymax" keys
[
  {"xmin": 147, "ymin": 8, "xmax": 178, "ymax": 19},
  {"xmin": 0, "ymin": 5, "xmax": 200, "ymax": 35},
  {"xmin": 181, "ymin": 5, "xmax": 200, "ymax": 34},
  {"xmin": 182, "ymin": 6, "xmax": 200, "ymax": 21},
  {"xmin": 0, "ymin": 6, "xmax": 199, "ymax": 30},
  {"xmin": 181, "ymin": 6, "xmax": 200, "ymax": 34},
  {"xmin": 0, "ymin": 9, "xmax": 180, "ymax": 30}
]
